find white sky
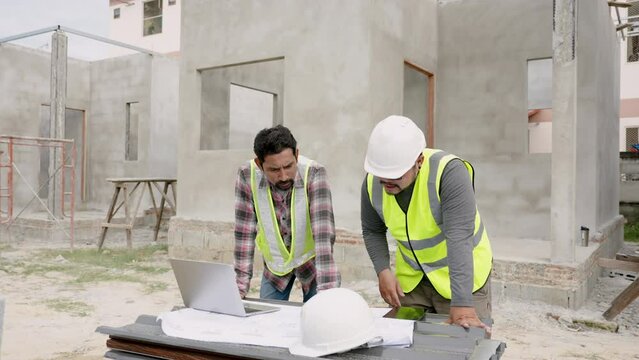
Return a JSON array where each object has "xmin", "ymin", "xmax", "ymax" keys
[{"xmin": 0, "ymin": 0, "xmax": 111, "ymax": 60}]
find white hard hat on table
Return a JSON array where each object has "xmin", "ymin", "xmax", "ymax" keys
[
  {"xmin": 288, "ymin": 288, "xmax": 379, "ymax": 357},
  {"xmin": 364, "ymin": 115, "xmax": 426, "ymax": 179}
]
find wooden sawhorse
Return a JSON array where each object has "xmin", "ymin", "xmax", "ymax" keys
[
  {"xmin": 598, "ymin": 246, "xmax": 639, "ymax": 320},
  {"xmin": 98, "ymin": 178, "xmax": 176, "ymax": 251}
]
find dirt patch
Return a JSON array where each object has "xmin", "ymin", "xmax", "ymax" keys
[{"xmin": 0, "ymin": 233, "xmax": 638, "ymax": 359}]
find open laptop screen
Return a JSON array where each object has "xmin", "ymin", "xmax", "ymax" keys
[{"xmin": 170, "ymin": 258, "xmax": 279, "ymax": 317}]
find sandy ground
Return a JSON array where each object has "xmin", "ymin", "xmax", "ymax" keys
[{"xmin": 0, "ymin": 230, "xmax": 638, "ymax": 360}]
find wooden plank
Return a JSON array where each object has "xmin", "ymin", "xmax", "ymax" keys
[
  {"xmin": 101, "ymin": 223, "xmax": 133, "ymax": 229},
  {"xmin": 107, "ymin": 338, "xmax": 238, "ymax": 360},
  {"xmin": 112, "ymin": 182, "xmax": 141, "ymax": 216},
  {"xmin": 603, "ymin": 277, "xmax": 639, "ymax": 320},
  {"xmin": 107, "ymin": 177, "xmax": 177, "ymax": 183},
  {"xmin": 153, "ymin": 181, "xmax": 170, "ymax": 243},
  {"xmin": 171, "ymin": 181, "xmax": 177, "ymax": 208},
  {"xmin": 616, "ymin": 247, "xmax": 639, "ymax": 263},
  {"xmin": 98, "ymin": 186, "xmax": 121, "ymax": 251},
  {"xmin": 608, "ymin": 1, "xmax": 633, "ymax": 8},
  {"xmin": 123, "ymin": 183, "xmax": 132, "ymax": 248},
  {"xmin": 129, "ymin": 182, "xmax": 147, "ymax": 228},
  {"xmin": 597, "ymin": 258, "xmax": 639, "ymax": 272},
  {"xmin": 151, "ymin": 181, "xmax": 176, "ymax": 210},
  {"xmin": 147, "ymin": 182, "xmax": 158, "ymax": 217}
]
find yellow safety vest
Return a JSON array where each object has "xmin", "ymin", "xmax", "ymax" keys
[
  {"xmin": 250, "ymin": 155, "xmax": 316, "ymax": 276},
  {"xmin": 367, "ymin": 149, "xmax": 492, "ymax": 299}
]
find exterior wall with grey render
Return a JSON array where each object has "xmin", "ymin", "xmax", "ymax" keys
[
  {"xmin": 435, "ymin": 0, "xmax": 620, "ymax": 248},
  {"xmin": 87, "ymin": 54, "xmax": 152, "ymax": 209},
  {"xmin": 0, "ymin": 41, "xmax": 178, "ymax": 242},
  {"xmin": 149, "ymin": 57, "xmax": 179, "ymax": 179},
  {"xmin": 87, "ymin": 54, "xmax": 179, "ymax": 209},
  {"xmin": 200, "ymin": 60, "xmax": 284, "ymax": 151},
  {"xmin": 437, "ymin": 0, "xmax": 554, "ymax": 240},
  {"xmin": 175, "ymin": 0, "xmax": 438, "ymax": 229},
  {"xmin": 0, "ymin": 43, "xmax": 90, "ymax": 212},
  {"xmin": 438, "ymin": 0, "xmax": 620, "ymax": 308},
  {"xmin": 172, "ymin": 0, "xmax": 438, "ymax": 286},
  {"xmin": 573, "ymin": 1, "xmax": 620, "ymax": 239}
]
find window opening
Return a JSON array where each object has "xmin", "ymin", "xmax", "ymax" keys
[
  {"xmin": 126, "ymin": 102, "xmax": 140, "ymax": 161},
  {"xmin": 527, "ymin": 58, "xmax": 553, "ymax": 154},
  {"xmin": 143, "ymin": 0, "xmax": 163, "ymax": 36}
]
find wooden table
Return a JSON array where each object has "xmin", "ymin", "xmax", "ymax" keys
[
  {"xmin": 98, "ymin": 178, "xmax": 176, "ymax": 251},
  {"xmin": 96, "ymin": 303, "xmax": 506, "ymax": 360},
  {"xmin": 598, "ymin": 245, "xmax": 639, "ymax": 320}
]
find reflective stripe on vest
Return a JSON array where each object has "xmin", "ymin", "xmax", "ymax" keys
[
  {"xmin": 250, "ymin": 155, "xmax": 316, "ymax": 276},
  {"xmin": 367, "ymin": 149, "xmax": 493, "ymax": 299}
]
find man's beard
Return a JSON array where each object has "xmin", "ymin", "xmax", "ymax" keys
[{"xmin": 276, "ymin": 180, "xmax": 294, "ymax": 190}]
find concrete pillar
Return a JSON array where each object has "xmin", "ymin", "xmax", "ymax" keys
[
  {"xmin": 48, "ymin": 30, "xmax": 67, "ymax": 217},
  {"xmin": 550, "ymin": 0, "xmax": 577, "ymax": 263}
]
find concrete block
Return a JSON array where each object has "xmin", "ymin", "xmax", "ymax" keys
[
  {"xmin": 221, "ymin": 251, "xmax": 235, "ymax": 265},
  {"xmin": 492, "ymin": 279, "xmax": 588, "ymax": 310},
  {"xmin": 181, "ymin": 230, "xmax": 204, "ymax": 248},
  {"xmin": 341, "ymin": 244, "xmax": 370, "ymax": 263},
  {"xmin": 341, "ymin": 265, "xmax": 377, "ymax": 284},
  {"xmin": 205, "ymin": 232, "xmax": 234, "ymax": 252},
  {"xmin": 167, "ymin": 229, "xmax": 179, "ymax": 247},
  {"xmin": 331, "ymin": 245, "xmax": 346, "ymax": 263}
]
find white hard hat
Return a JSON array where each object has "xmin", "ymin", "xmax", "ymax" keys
[
  {"xmin": 364, "ymin": 115, "xmax": 426, "ymax": 179},
  {"xmin": 288, "ymin": 288, "xmax": 379, "ymax": 357}
]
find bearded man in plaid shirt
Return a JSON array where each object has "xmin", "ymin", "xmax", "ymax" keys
[{"xmin": 234, "ymin": 125, "xmax": 340, "ymax": 302}]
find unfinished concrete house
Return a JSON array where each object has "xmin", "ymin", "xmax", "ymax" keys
[
  {"xmin": 0, "ymin": 27, "xmax": 179, "ymax": 245},
  {"xmin": 169, "ymin": 0, "xmax": 623, "ymax": 309}
]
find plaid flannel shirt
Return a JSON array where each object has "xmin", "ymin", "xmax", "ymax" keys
[{"xmin": 234, "ymin": 158, "xmax": 340, "ymax": 297}]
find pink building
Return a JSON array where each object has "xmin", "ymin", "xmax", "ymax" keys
[
  {"xmin": 619, "ymin": 1, "xmax": 639, "ymax": 151},
  {"xmin": 108, "ymin": 0, "xmax": 181, "ymax": 57}
]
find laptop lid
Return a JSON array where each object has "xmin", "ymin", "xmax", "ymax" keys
[{"xmin": 169, "ymin": 258, "xmax": 279, "ymax": 317}]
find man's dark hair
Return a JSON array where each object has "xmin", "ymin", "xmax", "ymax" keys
[{"xmin": 253, "ymin": 125, "xmax": 297, "ymax": 163}]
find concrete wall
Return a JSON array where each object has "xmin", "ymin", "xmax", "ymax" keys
[
  {"xmin": 574, "ymin": 0, "xmax": 620, "ymax": 238},
  {"xmin": 87, "ymin": 54, "xmax": 152, "ymax": 208},
  {"xmin": 437, "ymin": 0, "xmax": 620, "ymax": 259},
  {"xmin": 176, "ymin": 0, "xmax": 438, "ymax": 231},
  {"xmin": 0, "ymin": 41, "xmax": 178, "ymax": 226},
  {"xmin": 149, "ymin": 56, "xmax": 179, "ymax": 178},
  {"xmin": 199, "ymin": 59, "xmax": 284, "ymax": 150},
  {"xmin": 171, "ymin": 0, "xmax": 438, "ymax": 295},
  {"xmin": 0, "ymin": 43, "xmax": 91, "ymax": 212},
  {"xmin": 437, "ymin": 0, "xmax": 553, "ymax": 240},
  {"xmin": 88, "ymin": 54, "xmax": 179, "ymax": 208}
]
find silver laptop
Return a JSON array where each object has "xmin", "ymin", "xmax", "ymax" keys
[{"xmin": 170, "ymin": 258, "xmax": 280, "ymax": 317}]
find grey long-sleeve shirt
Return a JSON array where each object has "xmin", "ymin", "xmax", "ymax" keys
[{"xmin": 361, "ymin": 159, "xmax": 477, "ymax": 307}]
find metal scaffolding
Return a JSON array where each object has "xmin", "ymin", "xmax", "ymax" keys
[{"xmin": 0, "ymin": 135, "xmax": 76, "ymax": 247}]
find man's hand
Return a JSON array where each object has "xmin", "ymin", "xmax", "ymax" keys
[
  {"xmin": 378, "ymin": 269, "xmax": 404, "ymax": 308},
  {"xmin": 446, "ymin": 306, "xmax": 491, "ymax": 335}
]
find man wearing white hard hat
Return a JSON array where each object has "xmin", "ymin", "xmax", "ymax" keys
[
  {"xmin": 361, "ymin": 115, "xmax": 493, "ymax": 331},
  {"xmin": 234, "ymin": 125, "xmax": 340, "ymax": 302}
]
